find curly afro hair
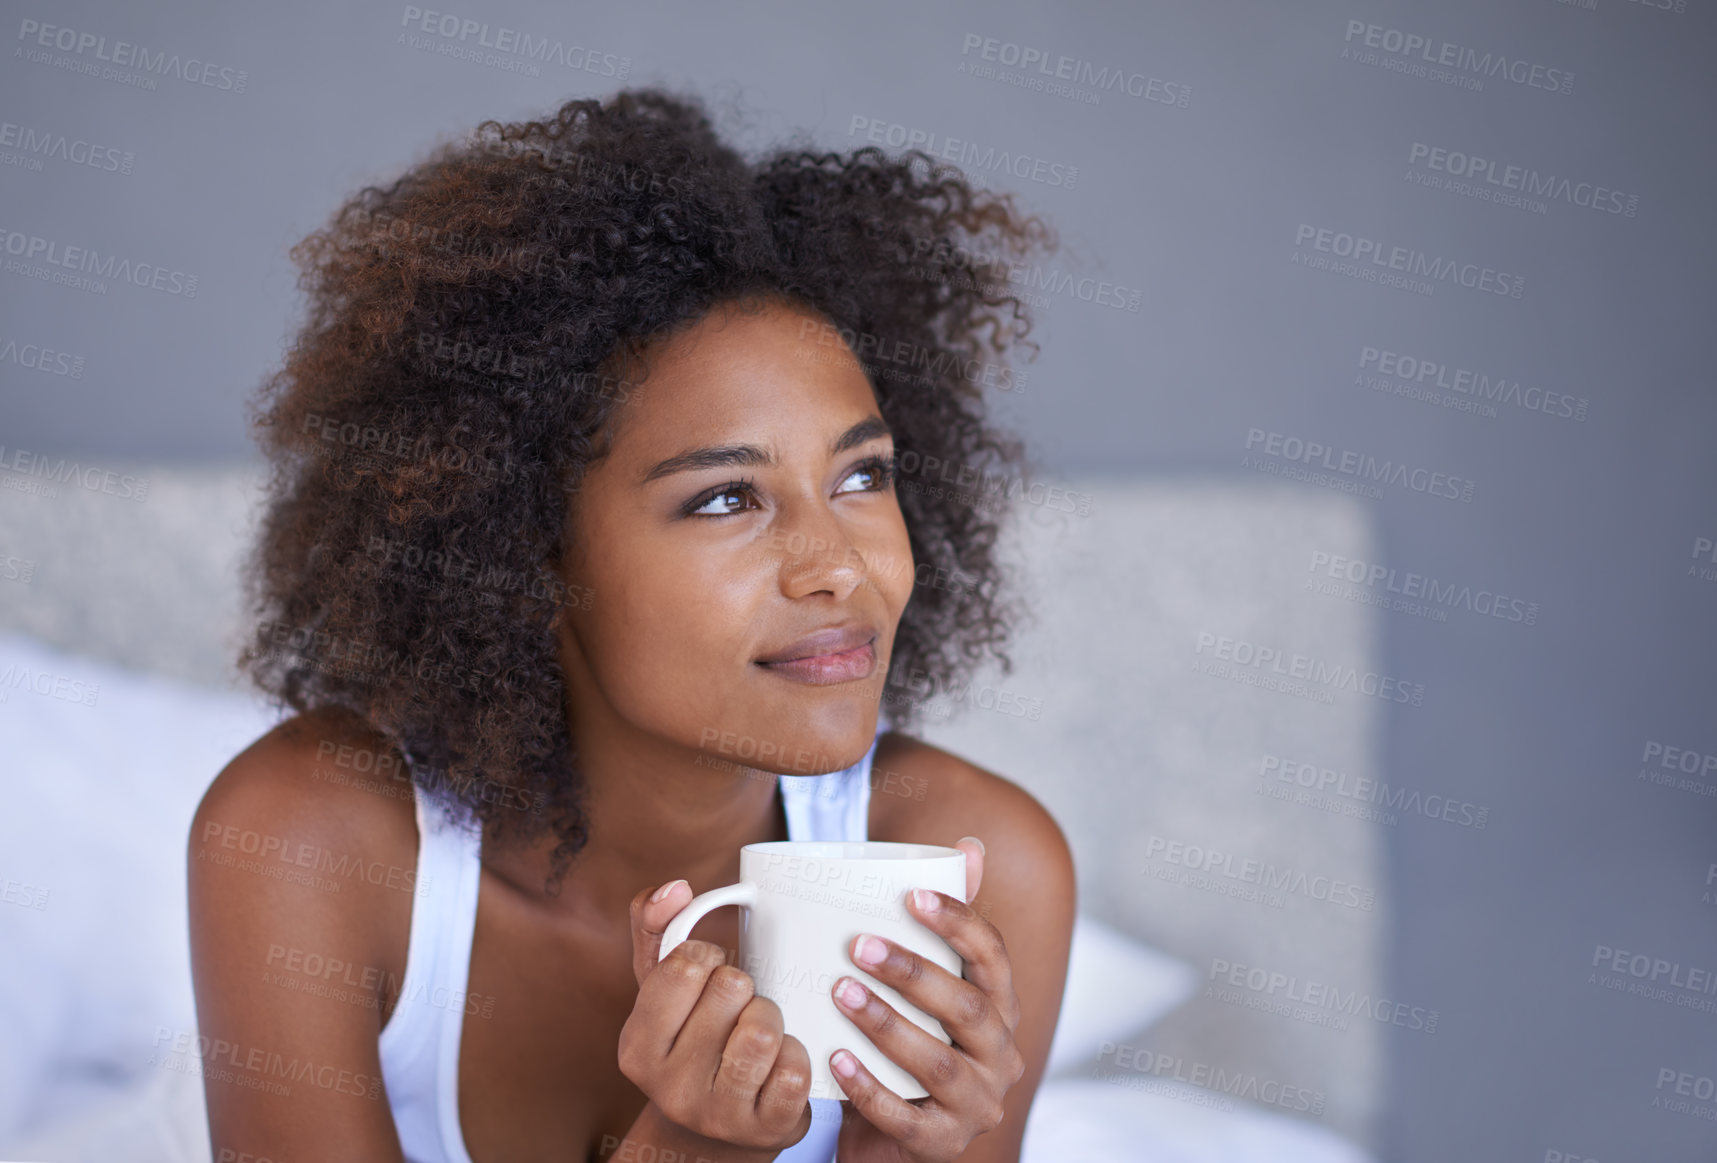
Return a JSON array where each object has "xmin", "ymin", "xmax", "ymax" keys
[{"xmin": 238, "ymin": 86, "xmax": 1058, "ymax": 891}]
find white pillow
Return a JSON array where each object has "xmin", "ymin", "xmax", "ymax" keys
[
  {"xmin": 0, "ymin": 632, "xmax": 279, "ymax": 1149},
  {"xmin": 1044, "ymin": 912, "xmax": 1199, "ymax": 1078},
  {"xmin": 5, "ymin": 1066, "xmax": 212, "ymax": 1163},
  {"xmin": 1023, "ymin": 1078, "xmax": 1374, "ymax": 1163}
]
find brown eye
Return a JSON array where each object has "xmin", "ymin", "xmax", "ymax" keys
[
  {"xmin": 836, "ymin": 455, "xmax": 895, "ymax": 495},
  {"xmin": 685, "ymin": 478, "xmax": 758, "ymax": 517}
]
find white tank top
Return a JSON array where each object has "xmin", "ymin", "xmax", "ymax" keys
[{"xmin": 378, "ymin": 730, "xmax": 883, "ymax": 1163}]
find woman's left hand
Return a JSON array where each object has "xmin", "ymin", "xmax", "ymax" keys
[{"xmin": 828, "ymin": 837, "xmax": 1025, "ymax": 1163}]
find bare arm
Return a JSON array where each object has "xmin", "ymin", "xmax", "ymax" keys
[
  {"xmin": 850, "ymin": 744, "xmax": 1079, "ymax": 1163},
  {"xmin": 940, "ymin": 798, "xmax": 1076, "ymax": 1162},
  {"xmin": 187, "ymin": 719, "xmax": 414, "ymax": 1162}
]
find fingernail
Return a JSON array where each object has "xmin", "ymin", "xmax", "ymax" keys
[
  {"xmin": 853, "ymin": 934, "xmax": 886, "ymax": 967},
  {"xmin": 836, "ymin": 976, "xmax": 868, "ymax": 1008},
  {"xmin": 832, "ymin": 1049, "xmax": 858, "ymax": 1078},
  {"xmin": 650, "ymin": 879, "xmax": 685, "ymax": 903},
  {"xmin": 912, "ymin": 888, "xmax": 940, "ymax": 913},
  {"xmin": 958, "ymin": 835, "xmax": 984, "ymax": 855}
]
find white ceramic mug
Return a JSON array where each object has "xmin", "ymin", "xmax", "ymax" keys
[{"xmin": 658, "ymin": 840, "xmax": 967, "ymax": 1100}]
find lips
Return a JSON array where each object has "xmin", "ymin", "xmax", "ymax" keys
[
  {"xmin": 755, "ymin": 622, "xmax": 879, "ymax": 686},
  {"xmin": 756, "ymin": 622, "xmax": 877, "ymax": 664}
]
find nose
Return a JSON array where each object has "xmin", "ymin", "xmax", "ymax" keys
[{"xmin": 770, "ymin": 505, "xmax": 868, "ymax": 601}]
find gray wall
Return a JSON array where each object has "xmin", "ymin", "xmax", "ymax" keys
[{"xmin": 4, "ymin": 0, "xmax": 1715, "ymax": 1159}]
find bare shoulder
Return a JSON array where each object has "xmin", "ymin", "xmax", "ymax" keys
[
  {"xmin": 869, "ymin": 730, "xmax": 1077, "ymax": 916},
  {"xmin": 186, "ymin": 706, "xmax": 422, "ymax": 1157},
  {"xmin": 188, "ymin": 705, "xmax": 421, "ymax": 1008},
  {"xmin": 192, "ymin": 705, "xmax": 421, "ymax": 885},
  {"xmin": 869, "ymin": 731, "xmax": 1072, "ymax": 857}
]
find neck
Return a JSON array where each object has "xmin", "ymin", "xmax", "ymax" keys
[{"xmin": 484, "ymin": 715, "xmax": 794, "ymax": 928}]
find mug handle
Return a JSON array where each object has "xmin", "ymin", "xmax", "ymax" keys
[{"xmin": 658, "ymin": 881, "xmax": 759, "ymax": 963}]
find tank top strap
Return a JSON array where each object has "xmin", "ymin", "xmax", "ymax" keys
[
  {"xmin": 377, "ymin": 788, "xmax": 482, "ymax": 1163},
  {"xmin": 777, "ymin": 727, "xmax": 880, "ymax": 843}
]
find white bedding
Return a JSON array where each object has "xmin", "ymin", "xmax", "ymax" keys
[{"xmin": 0, "ymin": 632, "xmax": 1372, "ymax": 1162}]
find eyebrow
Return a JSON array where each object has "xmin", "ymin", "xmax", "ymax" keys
[{"xmin": 641, "ymin": 415, "xmax": 893, "ymax": 483}]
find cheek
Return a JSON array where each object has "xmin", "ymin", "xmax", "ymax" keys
[
  {"xmin": 872, "ymin": 523, "xmax": 918, "ymax": 621},
  {"xmin": 583, "ymin": 547, "xmax": 759, "ymax": 704}
]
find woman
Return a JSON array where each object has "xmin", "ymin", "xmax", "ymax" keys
[{"xmin": 188, "ymin": 87, "xmax": 1076, "ymax": 1163}]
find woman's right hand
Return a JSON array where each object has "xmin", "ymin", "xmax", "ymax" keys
[{"xmin": 618, "ymin": 879, "xmax": 816, "ymax": 1159}]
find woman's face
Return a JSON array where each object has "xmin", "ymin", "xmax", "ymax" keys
[{"xmin": 554, "ymin": 297, "xmax": 915, "ymax": 774}]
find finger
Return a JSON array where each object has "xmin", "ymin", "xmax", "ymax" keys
[
  {"xmin": 897, "ymin": 892, "xmax": 1024, "ymax": 1034},
  {"xmin": 671, "ymin": 963, "xmax": 762, "ymax": 1078},
  {"xmin": 832, "ymin": 969, "xmax": 983, "ymax": 1104},
  {"xmin": 828, "ymin": 1046, "xmax": 947, "ymax": 1155},
  {"xmin": 755, "ymin": 1029, "xmax": 816, "ymax": 1131},
  {"xmin": 713, "ymin": 993, "xmax": 787, "ymax": 1111},
  {"xmin": 630, "ymin": 879, "xmax": 691, "ymax": 987},
  {"xmin": 954, "ymin": 835, "xmax": 984, "ymax": 901},
  {"xmin": 624, "ymin": 938, "xmax": 729, "ymax": 1064}
]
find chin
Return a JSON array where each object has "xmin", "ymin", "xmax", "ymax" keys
[{"xmin": 709, "ymin": 689, "xmax": 883, "ymax": 777}]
